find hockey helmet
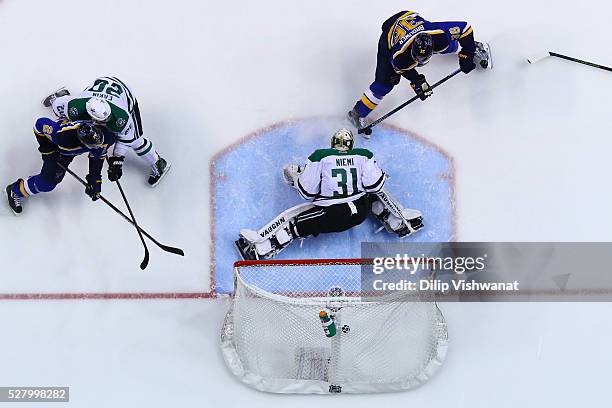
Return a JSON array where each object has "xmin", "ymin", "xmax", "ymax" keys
[
  {"xmin": 86, "ymin": 97, "xmax": 111, "ymax": 123},
  {"xmin": 331, "ymin": 128, "xmax": 354, "ymax": 151},
  {"xmin": 77, "ymin": 122, "xmax": 104, "ymax": 149},
  {"xmin": 411, "ymin": 32, "xmax": 434, "ymax": 66}
]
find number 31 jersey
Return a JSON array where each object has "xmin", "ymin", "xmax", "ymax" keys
[{"xmin": 297, "ymin": 148, "xmax": 386, "ymax": 206}]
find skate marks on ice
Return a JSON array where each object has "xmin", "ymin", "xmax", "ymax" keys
[{"xmin": 210, "ymin": 117, "xmax": 456, "ymax": 294}]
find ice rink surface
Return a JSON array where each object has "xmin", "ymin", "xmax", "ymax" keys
[{"xmin": 1, "ymin": 0, "xmax": 612, "ymax": 406}]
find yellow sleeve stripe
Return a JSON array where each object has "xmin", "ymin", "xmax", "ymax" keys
[
  {"xmin": 395, "ymin": 63, "xmax": 418, "ymax": 73},
  {"xmin": 361, "ymin": 95, "xmax": 378, "ymax": 110},
  {"xmin": 58, "ymin": 146, "xmax": 84, "ymax": 152},
  {"xmin": 34, "ymin": 130, "xmax": 53, "ymax": 141},
  {"xmin": 460, "ymin": 26, "xmax": 473, "ymax": 38},
  {"xmin": 399, "ymin": 11, "xmax": 417, "ymax": 19},
  {"xmin": 57, "ymin": 124, "xmax": 80, "ymax": 133}
]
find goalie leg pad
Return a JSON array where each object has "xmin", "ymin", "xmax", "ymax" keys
[
  {"xmin": 235, "ymin": 203, "xmax": 315, "ymax": 260},
  {"xmin": 371, "ymin": 189, "xmax": 424, "ymax": 238}
]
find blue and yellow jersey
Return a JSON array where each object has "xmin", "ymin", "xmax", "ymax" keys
[
  {"xmin": 33, "ymin": 117, "xmax": 114, "ymax": 159},
  {"xmin": 384, "ymin": 11, "xmax": 475, "ymax": 73}
]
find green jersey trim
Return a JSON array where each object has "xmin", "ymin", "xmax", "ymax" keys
[{"xmin": 308, "ymin": 148, "xmax": 374, "ymax": 162}]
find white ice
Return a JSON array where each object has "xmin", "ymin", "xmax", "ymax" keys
[{"xmin": 1, "ymin": 0, "xmax": 611, "ymax": 406}]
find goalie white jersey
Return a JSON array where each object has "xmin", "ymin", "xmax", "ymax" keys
[{"xmin": 297, "ymin": 148, "xmax": 385, "ymax": 206}]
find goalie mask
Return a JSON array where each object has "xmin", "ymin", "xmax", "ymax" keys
[
  {"xmin": 77, "ymin": 122, "xmax": 104, "ymax": 149},
  {"xmin": 331, "ymin": 128, "xmax": 354, "ymax": 151},
  {"xmin": 411, "ymin": 33, "xmax": 434, "ymax": 66}
]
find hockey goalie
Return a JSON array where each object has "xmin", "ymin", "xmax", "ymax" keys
[{"xmin": 235, "ymin": 128, "xmax": 424, "ymax": 261}]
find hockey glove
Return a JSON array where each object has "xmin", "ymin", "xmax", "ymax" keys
[
  {"xmin": 410, "ymin": 74, "xmax": 433, "ymax": 101},
  {"xmin": 85, "ymin": 174, "xmax": 101, "ymax": 201},
  {"xmin": 107, "ymin": 156, "xmax": 125, "ymax": 182},
  {"xmin": 282, "ymin": 164, "xmax": 303, "ymax": 188},
  {"xmin": 459, "ymin": 50, "xmax": 476, "ymax": 74}
]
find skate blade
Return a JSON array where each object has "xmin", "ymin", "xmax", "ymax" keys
[
  {"xmin": 149, "ymin": 162, "xmax": 172, "ymax": 188},
  {"xmin": 482, "ymin": 42, "xmax": 493, "ymax": 70},
  {"xmin": 234, "ymin": 239, "xmax": 258, "ymax": 261},
  {"xmin": 42, "ymin": 86, "xmax": 68, "ymax": 107},
  {"xmin": 3, "ymin": 188, "xmax": 22, "ymax": 217}
]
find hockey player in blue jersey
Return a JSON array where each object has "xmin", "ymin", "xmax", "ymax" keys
[
  {"xmin": 5, "ymin": 118, "xmax": 115, "ymax": 215},
  {"xmin": 348, "ymin": 10, "xmax": 491, "ymax": 130}
]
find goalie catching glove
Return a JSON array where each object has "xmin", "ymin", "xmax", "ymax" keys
[{"xmin": 282, "ymin": 164, "xmax": 304, "ymax": 188}]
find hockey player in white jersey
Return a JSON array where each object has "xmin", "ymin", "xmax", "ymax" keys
[
  {"xmin": 235, "ymin": 128, "xmax": 424, "ymax": 260},
  {"xmin": 43, "ymin": 76, "xmax": 170, "ymax": 187}
]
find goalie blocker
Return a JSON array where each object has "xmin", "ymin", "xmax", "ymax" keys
[{"xmin": 235, "ymin": 128, "xmax": 423, "ymax": 261}]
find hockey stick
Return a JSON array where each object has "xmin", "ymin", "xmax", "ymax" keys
[
  {"xmin": 115, "ymin": 179, "xmax": 150, "ymax": 270},
  {"xmin": 358, "ymin": 68, "xmax": 462, "ymax": 135},
  {"xmin": 527, "ymin": 52, "xmax": 612, "ymax": 73},
  {"xmin": 57, "ymin": 162, "xmax": 185, "ymax": 257}
]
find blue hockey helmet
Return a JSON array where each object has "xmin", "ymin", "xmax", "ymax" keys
[{"xmin": 77, "ymin": 122, "xmax": 104, "ymax": 149}]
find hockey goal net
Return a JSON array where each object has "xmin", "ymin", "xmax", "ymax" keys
[{"xmin": 220, "ymin": 259, "xmax": 448, "ymax": 394}]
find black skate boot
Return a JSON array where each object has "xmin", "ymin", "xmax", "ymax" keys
[
  {"xmin": 42, "ymin": 87, "xmax": 70, "ymax": 107},
  {"xmin": 5, "ymin": 180, "xmax": 24, "ymax": 216},
  {"xmin": 348, "ymin": 106, "xmax": 366, "ymax": 129},
  {"xmin": 148, "ymin": 157, "xmax": 171, "ymax": 187},
  {"xmin": 234, "ymin": 237, "xmax": 259, "ymax": 261}
]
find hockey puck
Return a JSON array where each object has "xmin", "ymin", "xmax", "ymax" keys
[{"xmin": 363, "ymin": 128, "xmax": 372, "ymax": 136}]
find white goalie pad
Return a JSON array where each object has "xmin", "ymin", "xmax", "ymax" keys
[
  {"xmin": 236, "ymin": 202, "xmax": 315, "ymax": 260},
  {"xmin": 245, "ymin": 202, "xmax": 314, "ymax": 244},
  {"xmin": 372, "ymin": 189, "xmax": 424, "ymax": 238}
]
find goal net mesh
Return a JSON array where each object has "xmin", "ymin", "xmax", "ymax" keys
[{"xmin": 221, "ymin": 259, "xmax": 448, "ymax": 394}]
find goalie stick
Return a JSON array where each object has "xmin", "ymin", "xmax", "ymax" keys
[{"xmin": 527, "ymin": 51, "xmax": 612, "ymax": 73}]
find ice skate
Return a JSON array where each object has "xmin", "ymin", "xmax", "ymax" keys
[
  {"xmin": 148, "ymin": 157, "xmax": 171, "ymax": 187},
  {"xmin": 42, "ymin": 87, "xmax": 70, "ymax": 108},
  {"xmin": 475, "ymin": 42, "xmax": 493, "ymax": 70},
  {"xmin": 5, "ymin": 180, "xmax": 23, "ymax": 216}
]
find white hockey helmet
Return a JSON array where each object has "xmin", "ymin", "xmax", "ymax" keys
[
  {"xmin": 86, "ymin": 97, "xmax": 111, "ymax": 123},
  {"xmin": 331, "ymin": 128, "xmax": 354, "ymax": 151}
]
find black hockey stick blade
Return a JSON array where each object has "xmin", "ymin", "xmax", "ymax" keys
[
  {"xmin": 359, "ymin": 68, "xmax": 462, "ymax": 135},
  {"xmin": 116, "ymin": 180, "xmax": 150, "ymax": 270},
  {"xmin": 58, "ymin": 162, "xmax": 185, "ymax": 258}
]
